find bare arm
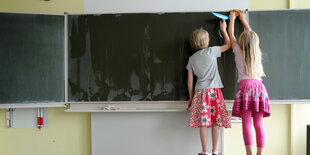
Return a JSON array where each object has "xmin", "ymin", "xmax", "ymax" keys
[
  {"xmin": 229, "ymin": 11, "xmax": 238, "ymax": 49},
  {"xmin": 187, "ymin": 71, "xmax": 193, "ymax": 110},
  {"xmin": 220, "ymin": 20, "xmax": 231, "ymax": 52},
  {"xmin": 239, "ymin": 11, "xmax": 252, "ymax": 31}
]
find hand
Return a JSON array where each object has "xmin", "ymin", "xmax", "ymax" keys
[
  {"xmin": 220, "ymin": 20, "xmax": 227, "ymax": 32},
  {"xmin": 229, "ymin": 11, "xmax": 236, "ymax": 21},
  {"xmin": 238, "ymin": 10, "xmax": 246, "ymax": 21},
  {"xmin": 187, "ymin": 99, "xmax": 192, "ymax": 110}
]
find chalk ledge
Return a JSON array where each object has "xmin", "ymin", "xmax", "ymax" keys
[{"xmin": 64, "ymin": 100, "xmax": 310, "ymax": 112}]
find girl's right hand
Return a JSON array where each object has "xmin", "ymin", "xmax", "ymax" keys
[
  {"xmin": 220, "ymin": 20, "xmax": 227, "ymax": 32},
  {"xmin": 229, "ymin": 11, "xmax": 236, "ymax": 21}
]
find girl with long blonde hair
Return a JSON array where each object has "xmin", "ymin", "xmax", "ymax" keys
[{"xmin": 229, "ymin": 10, "xmax": 271, "ymax": 155}]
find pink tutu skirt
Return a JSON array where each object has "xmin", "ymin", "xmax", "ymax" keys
[
  {"xmin": 232, "ymin": 79, "xmax": 271, "ymax": 118},
  {"xmin": 188, "ymin": 88, "xmax": 231, "ymax": 128}
]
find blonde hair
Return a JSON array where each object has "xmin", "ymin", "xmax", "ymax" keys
[
  {"xmin": 189, "ymin": 29, "xmax": 209, "ymax": 51},
  {"xmin": 238, "ymin": 31, "xmax": 266, "ymax": 78}
]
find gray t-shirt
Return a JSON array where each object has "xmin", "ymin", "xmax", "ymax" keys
[{"xmin": 186, "ymin": 46, "xmax": 223, "ymax": 90}]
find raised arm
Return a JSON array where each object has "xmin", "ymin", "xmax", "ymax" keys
[
  {"xmin": 229, "ymin": 11, "xmax": 238, "ymax": 49},
  {"xmin": 239, "ymin": 11, "xmax": 252, "ymax": 31},
  {"xmin": 187, "ymin": 71, "xmax": 193, "ymax": 110},
  {"xmin": 220, "ymin": 20, "xmax": 231, "ymax": 52}
]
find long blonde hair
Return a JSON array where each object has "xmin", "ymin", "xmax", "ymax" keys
[{"xmin": 238, "ymin": 31, "xmax": 265, "ymax": 78}]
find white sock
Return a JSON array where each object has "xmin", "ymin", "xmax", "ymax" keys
[
  {"xmin": 212, "ymin": 152, "xmax": 218, "ymax": 154},
  {"xmin": 202, "ymin": 152, "xmax": 208, "ymax": 155}
]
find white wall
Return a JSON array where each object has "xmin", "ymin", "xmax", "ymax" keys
[
  {"xmin": 85, "ymin": 0, "xmax": 249, "ymax": 13},
  {"xmin": 92, "ymin": 112, "xmax": 223, "ymax": 155}
]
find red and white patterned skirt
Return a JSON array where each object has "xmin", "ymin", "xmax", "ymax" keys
[{"xmin": 188, "ymin": 88, "xmax": 231, "ymax": 128}]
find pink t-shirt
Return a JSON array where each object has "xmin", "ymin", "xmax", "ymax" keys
[{"xmin": 233, "ymin": 45, "xmax": 261, "ymax": 82}]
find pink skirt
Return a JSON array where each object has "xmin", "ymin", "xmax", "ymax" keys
[
  {"xmin": 232, "ymin": 79, "xmax": 271, "ymax": 118},
  {"xmin": 188, "ymin": 88, "xmax": 231, "ymax": 128}
]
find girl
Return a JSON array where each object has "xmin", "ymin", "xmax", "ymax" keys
[
  {"xmin": 228, "ymin": 10, "xmax": 271, "ymax": 155},
  {"xmin": 187, "ymin": 20, "xmax": 231, "ymax": 155}
]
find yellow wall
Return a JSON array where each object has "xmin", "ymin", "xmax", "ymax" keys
[
  {"xmin": 0, "ymin": 108, "xmax": 91, "ymax": 155},
  {"xmin": 0, "ymin": 0, "xmax": 83, "ymax": 14},
  {"xmin": 290, "ymin": 0, "xmax": 310, "ymax": 9},
  {"xmin": 250, "ymin": 0, "xmax": 289, "ymax": 10}
]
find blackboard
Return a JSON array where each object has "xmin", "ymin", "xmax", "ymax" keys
[
  {"xmin": 2, "ymin": 10, "xmax": 308, "ymax": 103},
  {"xmin": 68, "ymin": 12, "xmax": 243, "ymax": 101},
  {"xmin": 0, "ymin": 13, "xmax": 64, "ymax": 104},
  {"xmin": 250, "ymin": 10, "xmax": 310, "ymax": 99}
]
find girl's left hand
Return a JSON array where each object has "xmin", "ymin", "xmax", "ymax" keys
[{"xmin": 238, "ymin": 10, "xmax": 246, "ymax": 21}]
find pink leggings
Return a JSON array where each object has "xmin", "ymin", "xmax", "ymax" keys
[{"xmin": 241, "ymin": 110, "xmax": 265, "ymax": 148}]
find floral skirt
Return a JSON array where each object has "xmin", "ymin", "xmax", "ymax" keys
[
  {"xmin": 188, "ymin": 88, "xmax": 231, "ymax": 128},
  {"xmin": 232, "ymin": 79, "xmax": 271, "ymax": 118}
]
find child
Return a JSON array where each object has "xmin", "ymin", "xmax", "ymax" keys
[
  {"xmin": 187, "ymin": 20, "xmax": 231, "ymax": 155},
  {"xmin": 228, "ymin": 10, "xmax": 271, "ymax": 155}
]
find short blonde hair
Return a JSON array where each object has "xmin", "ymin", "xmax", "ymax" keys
[
  {"xmin": 189, "ymin": 29, "xmax": 209, "ymax": 51},
  {"xmin": 238, "ymin": 31, "xmax": 265, "ymax": 78}
]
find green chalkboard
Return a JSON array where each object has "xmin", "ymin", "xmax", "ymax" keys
[
  {"xmin": 250, "ymin": 10, "xmax": 310, "ymax": 99},
  {"xmin": 0, "ymin": 13, "xmax": 64, "ymax": 104},
  {"xmin": 68, "ymin": 12, "xmax": 243, "ymax": 101}
]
